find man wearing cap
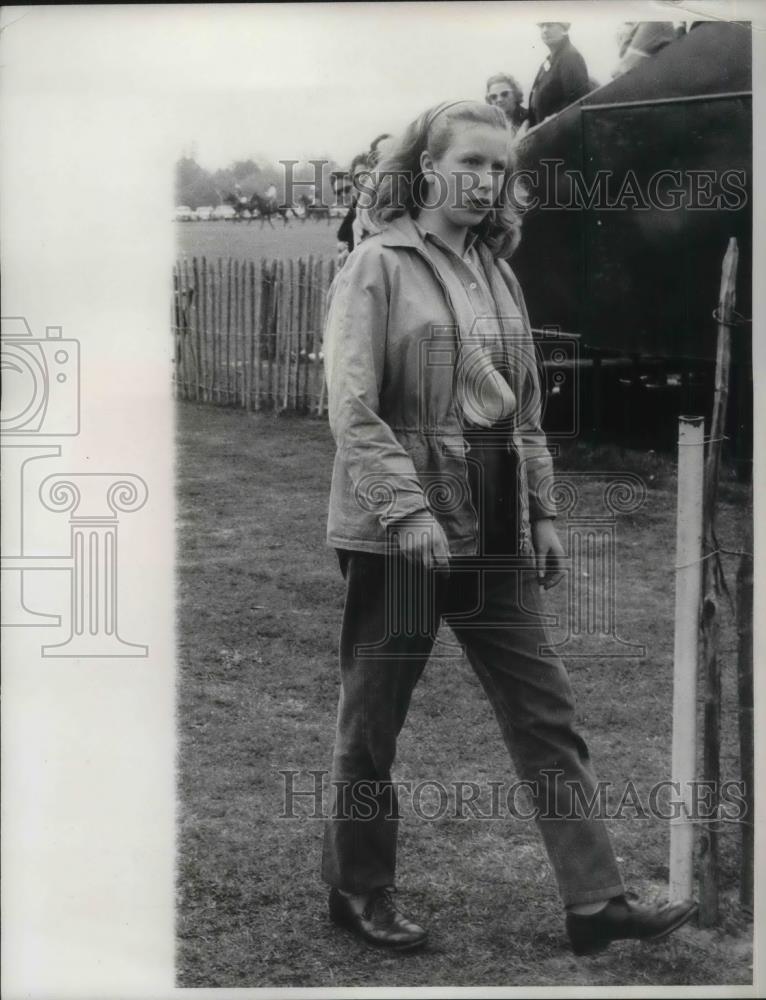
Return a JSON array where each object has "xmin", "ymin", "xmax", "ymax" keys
[{"xmin": 528, "ymin": 22, "xmax": 590, "ymax": 127}]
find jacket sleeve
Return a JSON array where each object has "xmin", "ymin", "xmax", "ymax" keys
[
  {"xmin": 324, "ymin": 245, "xmax": 431, "ymax": 528},
  {"xmin": 500, "ymin": 262, "xmax": 558, "ymax": 521}
]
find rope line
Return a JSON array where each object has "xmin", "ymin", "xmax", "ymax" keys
[
  {"xmin": 675, "ymin": 550, "xmax": 718, "ymax": 571},
  {"xmin": 677, "ymin": 816, "xmax": 754, "ymax": 833},
  {"xmin": 677, "ymin": 435, "xmax": 730, "ymax": 446},
  {"xmin": 712, "ymin": 306, "xmax": 752, "ymax": 327},
  {"xmin": 675, "ymin": 546, "xmax": 753, "ymax": 570}
]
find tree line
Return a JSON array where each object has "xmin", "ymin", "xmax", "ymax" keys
[{"xmin": 175, "ymin": 155, "xmax": 341, "ymax": 209}]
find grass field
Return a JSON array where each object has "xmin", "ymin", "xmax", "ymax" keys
[
  {"xmin": 176, "ymin": 219, "xmax": 339, "ymax": 263},
  {"xmin": 176, "ymin": 400, "xmax": 753, "ymax": 988}
]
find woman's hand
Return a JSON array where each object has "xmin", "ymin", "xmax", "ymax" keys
[
  {"xmin": 531, "ymin": 518, "xmax": 565, "ymax": 590},
  {"xmin": 395, "ymin": 511, "xmax": 451, "ymax": 572}
]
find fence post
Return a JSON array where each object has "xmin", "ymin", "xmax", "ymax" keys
[
  {"xmin": 300, "ymin": 257, "xmax": 309, "ymax": 411},
  {"xmin": 736, "ymin": 523, "xmax": 754, "ymax": 911},
  {"xmin": 171, "ymin": 264, "xmax": 178, "ymax": 397},
  {"xmin": 191, "ymin": 257, "xmax": 201, "ymax": 401},
  {"xmin": 200, "ymin": 256, "xmax": 208, "ymax": 402},
  {"xmin": 699, "ymin": 237, "xmax": 739, "ymax": 926},
  {"xmin": 273, "ymin": 260, "xmax": 283, "ymax": 412},
  {"xmin": 214, "ymin": 258, "xmax": 223, "ymax": 403},
  {"xmin": 669, "ymin": 414, "xmax": 705, "ymax": 902},
  {"xmin": 306, "ymin": 258, "xmax": 318, "ymax": 412},
  {"xmin": 283, "ymin": 259, "xmax": 294, "ymax": 410},
  {"xmin": 226, "ymin": 258, "xmax": 233, "ymax": 404},
  {"xmin": 292, "ymin": 258, "xmax": 301, "ymax": 410},
  {"xmin": 233, "ymin": 259, "xmax": 240, "ymax": 406},
  {"xmin": 255, "ymin": 260, "xmax": 265, "ymax": 411},
  {"xmin": 239, "ymin": 260, "xmax": 246, "ymax": 408},
  {"xmin": 180, "ymin": 258, "xmax": 190, "ymax": 399},
  {"xmin": 245, "ymin": 261, "xmax": 255, "ymax": 411}
]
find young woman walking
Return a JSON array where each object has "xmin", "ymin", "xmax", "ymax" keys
[{"xmin": 320, "ymin": 99, "xmax": 697, "ymax": 956}]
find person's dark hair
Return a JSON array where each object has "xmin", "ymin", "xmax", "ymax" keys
[
  {"xmin": 368, "ymin": 100, "xmax": 522, "ymax": 259},
  {"xmin": 349, "ymin": 152, "xmax": 370, "ymax": 174},
  {"xmin": 368, "ymin": 133, "xmax": 393, "ymax": 166}
]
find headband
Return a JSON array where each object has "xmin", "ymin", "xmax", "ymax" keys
[{"xmin": 424, "ymin": 99, "xmax": 476, "ymax": 133}]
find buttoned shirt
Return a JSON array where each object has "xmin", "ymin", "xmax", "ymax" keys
[
  {"xmin": 411, "ymin": 222, "xmax": 521, "ymax": 552},
  {"xmin": 411, "ymin": 222, "xmax": 517, "ymax": 429}
]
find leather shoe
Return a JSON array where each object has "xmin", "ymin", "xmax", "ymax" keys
[
  {"xmin": 328, "ymin": 886, "xmax": 428, "ymax": 951},
  {"xmin": 566, "ymin": 894, "xmax": 698, "ymax": 956}
]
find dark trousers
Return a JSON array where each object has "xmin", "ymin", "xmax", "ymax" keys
[{"xmin": 320, "ymin": 547, "xmax": 625, "ymax": 906}]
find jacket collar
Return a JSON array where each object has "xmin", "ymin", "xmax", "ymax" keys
[
  {"xmin": 378, "ymin": 212, "xmax": 513, "ymax": 286},
  {"xmin": 377, "ymin": 213, "xmax": 429, "ymax": 249},
  {"xmin": 376, "ymin": 213, "xmax": 522, "ymax": 326},
  {"xmin": 378, "ymin": 213, "xmax": 481, "ymax": 257}
]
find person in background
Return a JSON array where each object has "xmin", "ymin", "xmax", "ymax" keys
[
  {"xmin": 352, "ymin": 138, "xmax": 395, "ymax": 249},
  {"xmin": 611, "ymin": 21, "xmax": 678, "ymax": 78},
  {"xmin": 336, "ymin": 152, "xmax": 370, "ymax": 262},
  {"xmin": 485, "ymin": 73, "xmax": 529, "ymax": 138},
  {"xmin": 332, "ymin": 170, "xmax": 356, "ymax": 265},
  {"xmin": 528, "ymin": 21, "xmax": 590, "ymax": 127}
]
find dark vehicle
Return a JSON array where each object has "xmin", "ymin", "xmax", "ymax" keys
[{"xmin": 511, "ymin": 21, "xmax": 752, "ymax": 464}]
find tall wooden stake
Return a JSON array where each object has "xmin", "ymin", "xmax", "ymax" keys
[
  {"xmin": 699, "ymin": 237, "xmax": 739, "ymax": 926},
  {"xmin": 736, "ymin": 520, "xmax": 753, "ymax": 911},
  {"xmin": 670, "ymin": 415, "xmax": 705, "ymax": 901}
]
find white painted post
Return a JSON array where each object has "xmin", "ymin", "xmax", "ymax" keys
[{"xmin": 670, "ymin": 415, "xmax": 705, "ymax": 900}]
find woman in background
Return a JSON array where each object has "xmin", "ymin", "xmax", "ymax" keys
[{"xmin": 485, "ymin": 72, "xmax": 529, "ymax": 138}]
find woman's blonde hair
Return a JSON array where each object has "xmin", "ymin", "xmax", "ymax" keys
[{"xmin": 366, "ymin": 100, "xmax": 522, "ymax": 259}]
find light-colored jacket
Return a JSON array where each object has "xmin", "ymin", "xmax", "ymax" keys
[{"xmin": 323, "ymin": 214, "xmax": 557, "ymax": 556}]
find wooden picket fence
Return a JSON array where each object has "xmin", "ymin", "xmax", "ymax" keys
[{"xmin": 173, "ymin": 255, "xmax": 337, "ymax": 413}]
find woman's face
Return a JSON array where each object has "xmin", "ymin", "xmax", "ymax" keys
[
  {"xmin": 486, "ymin": 81, "xmax": 517, "ymax": 118},
  {"xmin": 422, "ymin": 123, "xmax": 509, "ymax": 230}
]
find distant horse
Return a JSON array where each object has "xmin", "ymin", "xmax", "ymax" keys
[
  {"xmin": 249, "ymin": 192, "xmax": 292, "ymax": 228},
  {"xmin": 223, "ymin": 190, "xmax": 291, "ymax": 227}
]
